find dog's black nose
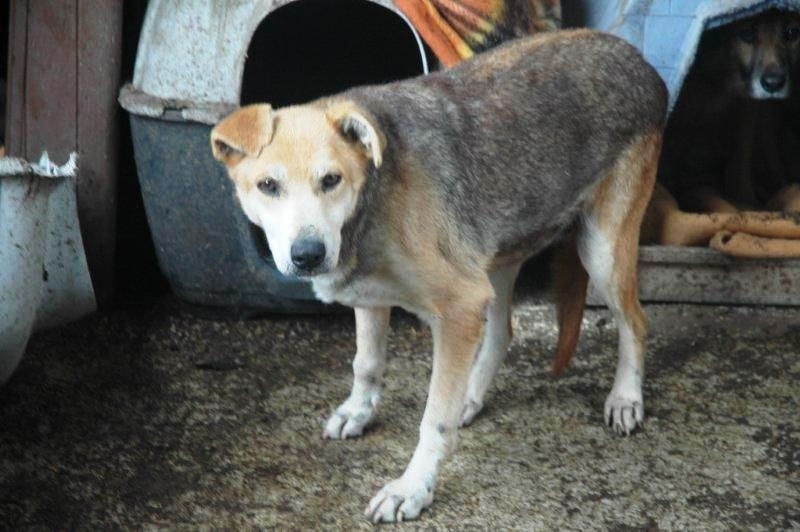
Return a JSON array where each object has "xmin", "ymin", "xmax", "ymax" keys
[
  {"xmin": 290, "ymin": 238, "xmax": 326, "ymax": 271},
  {"xmin": 761, "ymin": 72, "xmax": 787, "ymax": 93}
]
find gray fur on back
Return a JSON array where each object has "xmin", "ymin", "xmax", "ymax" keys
[{"xmin": 339, "ymin": 30, "xmax": 667, "ymax": 262}]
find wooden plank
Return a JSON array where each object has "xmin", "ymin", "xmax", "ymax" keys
[
  {"xmin": 6, "ymin": 1, "xmax": 122, "ymax": 302},
  {"xmin": 24, "ymin": 0, "xmax": 77, "ymax": 161},
  {"xmin": 5, "ymin": 0, "xmax": 28, "ymax": 157},
  {"xmin": 77, "ymin": 0, "xmax": 123, "ymax": 304}
]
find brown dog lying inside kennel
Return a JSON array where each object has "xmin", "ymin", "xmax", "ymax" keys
[{"xmin": 643, "ymin": 9, "xmax": 800, "ymax": 258}]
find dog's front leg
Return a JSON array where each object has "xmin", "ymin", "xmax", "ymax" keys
[
  {"xmin": 324, "ymin": 306, "xmax": 391, "ymax": 439},
  {"xmin": 366, "ymin": 309, "xmax": 484, "ymax": 522}
]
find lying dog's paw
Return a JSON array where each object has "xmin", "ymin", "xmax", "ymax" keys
[
  {"xmin": 459, "ymin": 398, "xmax": 483, "ymax": 427},
  {"xmin": 365, "ymin": 476, "xmax": 434, "ymax": 523},
  {"xmin": 323, "ymin": 394, "xmax": 378, "ymax": 439},
  {"xmin": 604, "ymin": 394, "xmax": 644, "ymax": 436}
]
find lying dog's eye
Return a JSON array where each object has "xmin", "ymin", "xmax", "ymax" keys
[
  {"xmin": 738, "ymin": 26, "xmax": 757, "ymax": 44},
  {"xmin": 785, "ymin": 26, "xmax": 800, "ymax": 42},
  {"xmin": 321, "ymin": 173, "xmax": 342, "ymax": 192},
  {"xmin": 258, "ymin": 178, "xmax": 280, "ymax": 197}
]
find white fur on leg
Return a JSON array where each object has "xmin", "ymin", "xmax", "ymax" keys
[
  {"xmin": 324, "ymin": 307, "xmax": 390, "ymax": 439},
  {"xmin": 578, "ymin": 215, "xmax": 614, "ymax": 303},
  {"xmin": 461, "ymin": 263, "xmax": 520, "ymax": 426},
  {"xmin": 579, "ymin": 218, "xmax": 644, "ymax": 436},
  {"xmin": 366, "ymin": 310, "xmax": 483, "ymax": 522},
  {"xmin": 365, "ymin": 422, "xmax": 445, "ymax": 522},
  {"xmin": 605, "ymin": 319, "xmax": 644, "ymax": 435}
]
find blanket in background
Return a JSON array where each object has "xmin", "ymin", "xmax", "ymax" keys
[{"xmin": 395, "ymin": 0, "xmax": 561, "ymax": 67}]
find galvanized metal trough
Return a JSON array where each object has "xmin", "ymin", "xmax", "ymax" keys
[{"xmin": 0, "ymin": 154, "xmax": 95, "ymax": 384}]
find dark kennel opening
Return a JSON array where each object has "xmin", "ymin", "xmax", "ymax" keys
[{"xmin": 241, "ymin": 0, "xmax": 430, "ymax": 107}]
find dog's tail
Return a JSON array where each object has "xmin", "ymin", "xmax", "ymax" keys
[{"xmin": 552, "ymin": 235, "xmax": 589, "ymax": 376}]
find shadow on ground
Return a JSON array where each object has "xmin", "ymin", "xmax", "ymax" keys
[{"xmin": 0, "ymin": 293, "xmax": 798, "ymax": 529}]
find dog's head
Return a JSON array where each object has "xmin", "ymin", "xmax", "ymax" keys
[
  {"xmin": 722, "ymin": 9, "xmax": 800, "ymax": 99},
  {"xmin": 211, "ymin": 101, "xmax": 385, "ymax": 278}
]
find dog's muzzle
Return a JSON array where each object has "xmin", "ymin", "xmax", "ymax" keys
[
  {"xmin": 290, "ymin": 237, "xmax": 326, "ymax": 273},
  {"xmin": 761, "ymin": 70, "xmax": 787, "ymax": 95}
]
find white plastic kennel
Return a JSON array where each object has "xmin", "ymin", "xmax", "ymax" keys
[{"xmin": 119, "ymin": 0, "xmax": 429, "ymax": 311}]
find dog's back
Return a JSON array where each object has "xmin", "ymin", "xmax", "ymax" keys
[
  {"xmin": 342, "ymin": 30, "xmax": 667, "ymax": 258},
  {"xmin": 333, "ymin": 30, "xmax": 667, "ymax": 381}
]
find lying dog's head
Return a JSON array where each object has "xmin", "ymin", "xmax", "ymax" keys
[
  {"xmin": 711, "ymin": 9, "xmax": 800, "ymax": 99},
  {"xmin": 211, "ymin": 102, "xmax": 385, "ymax": 278}
]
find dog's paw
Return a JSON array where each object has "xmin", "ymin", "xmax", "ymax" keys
[
  {"xmin": 459, "ymin": 398, "xmax": 483, "ymax": 427},
  {"xmin": 365, "ymin": 476, "xmax": 434, "ymax": 523},
  {"xmin": 604, "ymin": 394, "xmax": 644, "ymax": 436},
  {"xmin": 323, "ymin": 394, "xmax": 378, "ymax": 440}
]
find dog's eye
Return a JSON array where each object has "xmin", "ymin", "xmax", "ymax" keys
[
  {"xmin": 321, "ymin": 173, "xmax": 342, "ymax": 192},
  {"xmin": 257, "ymin": 178, "xmax": 280, "ymax": 197},
  {"xmin": 785, "ymin": 26, "xmax": 800, "ymax": 42},
  {"xmin": 738, "ymin": 26, "xmax": 757, "ymax": 44}
]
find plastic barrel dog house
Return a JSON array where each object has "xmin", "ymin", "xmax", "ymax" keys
[
  {"xmin": 119, "ymin": 0, "xmax": 428, "ymax": 312},
  {"xmin": 585, "ymin": 0, "xmax": 800, "ymax": 305}
]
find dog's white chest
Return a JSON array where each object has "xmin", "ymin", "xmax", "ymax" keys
[{"xmin": 311, "ymin": 274, "xmax": 419, "ymax": 313}]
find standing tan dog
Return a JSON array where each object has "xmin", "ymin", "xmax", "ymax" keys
[{"xmin": 211, "ymin": 29, "xmax": 666, "ymax": 522}]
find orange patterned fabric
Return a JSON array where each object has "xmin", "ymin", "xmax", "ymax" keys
[{"xmin": 395, "ymin": 0, "xmax": 561, "ymax": 67}]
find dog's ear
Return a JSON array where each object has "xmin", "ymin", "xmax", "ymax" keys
[
  {"xmin": 211, "ymin": 104, "xmax": 275, "ymax": 167},
  {"xmin": 326, "ymin": 101, "xmax": 386, "ymax": 169}
]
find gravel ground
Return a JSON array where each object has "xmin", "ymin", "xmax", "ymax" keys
[{"xmin": 0, "ymin": 293, "xmax": 798, "ymax": 529}]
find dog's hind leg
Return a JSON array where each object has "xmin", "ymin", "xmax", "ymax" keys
[
  {"xmin": 324, "ymin": 306, "xmax": 391, "ymax": 439},
  {"xmin": 460, "ymin": 261, "xmax": 522, "ymax": 426},
  {"xmin": 578, "ymin": 130, "xmax": 660, "ymax": 436}
]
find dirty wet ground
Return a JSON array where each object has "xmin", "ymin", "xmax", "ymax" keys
[{"xmin": 0, "ymin": 290, "xmax": 798, "ymax": 529}]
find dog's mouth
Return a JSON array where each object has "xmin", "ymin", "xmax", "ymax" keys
[
  {"xmin": 280, "ymin": 255, "xmax": 335, "ymax": 279},
  {"xmin": 750, "ymin": 85, "xmax": 790, "ymax": 100},
  {"xmin": 288, "ymin": 265, "xmax": 331, "ymax": 279}
]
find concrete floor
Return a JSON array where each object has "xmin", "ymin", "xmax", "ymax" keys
[{"xmin": 0, "ymin": 291, "xmax": 798, "ymax": 529}]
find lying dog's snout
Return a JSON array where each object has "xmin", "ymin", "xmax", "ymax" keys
[
  {"xmin": 291, "ymin": 238, "xmax": 326, "ymax": 271},
  {"xmin": 760, "ymin": 71, "xmax": 787, "ymax": 94}
]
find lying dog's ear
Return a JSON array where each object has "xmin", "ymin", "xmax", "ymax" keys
[
  {"xmin": 210, "ymin": 104, "xmax": 275, "ymax": 167},
  {"xmin": 326, "ymin": 101, "xmax": 386, "ymax": 169}
]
